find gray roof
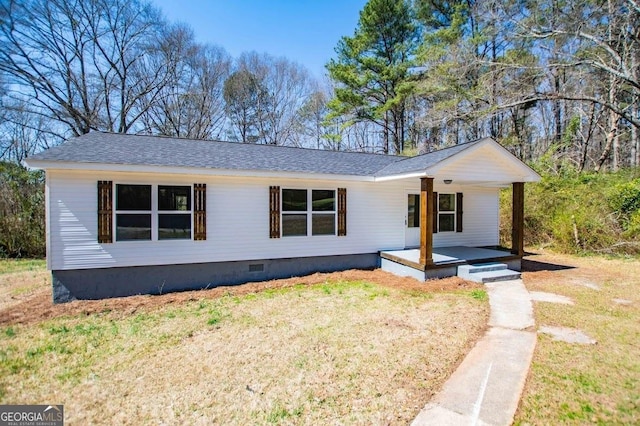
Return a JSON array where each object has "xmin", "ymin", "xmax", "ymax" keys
[{"xmin": 28, "ymin": 132, "xmax": 484, "ymax": 177}]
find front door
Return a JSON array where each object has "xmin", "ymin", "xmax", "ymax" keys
[{"xmin": 405, "ymin": 193, "xmax": 420, "ymax": 248}]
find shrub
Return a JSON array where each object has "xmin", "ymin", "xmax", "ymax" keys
[{"xmin": 0, "ymin": 162, "xmax": 45, "ymax": 258}]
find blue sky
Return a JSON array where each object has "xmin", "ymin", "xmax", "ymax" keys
[{"xmin": 151, "ymin": 0, "xmax": 367, "ymax": 80}]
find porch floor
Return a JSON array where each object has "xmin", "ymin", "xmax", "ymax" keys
[
  {"xmin": 379, "ymin": 246, "xmax": 521, "ymax": 281},
  {"xmin": 381, "ymin": 246, "xmax": 514, "ymax": 266}
]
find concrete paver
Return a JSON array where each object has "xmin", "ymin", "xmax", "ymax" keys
[{"xmin": 530, "ymin": 291, "xmax": 574, "ymax": 305}]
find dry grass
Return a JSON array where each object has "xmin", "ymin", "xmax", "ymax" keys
[
  {"xmin": 516, "ymin": 251, "xmax": 640, "ymax": 425},
  {"xmin": 0, "ymin": 265, "xmax": 488, "ymax": 425}
]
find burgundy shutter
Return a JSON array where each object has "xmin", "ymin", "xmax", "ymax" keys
[
  {"xmin": 194, "ymin": 184, "xmax": 207, "ymax": 240},
  {"xmin": 337, "ymin": 188, "xmax": 347, "ymax": 236},
  {"xmin": 269, "ymin": 186, "xmax": 281, "ymax": 238},
  {"xmin": 432, "ymin": 191, "xmax": 438, "ymax": 233},
  {"xmin": 456, "ymin": 192, "xmax": 463, "ymax": 232},
  {"xmin": 97, "ymin": 181, "xmax": 113, "ymax": 243}
]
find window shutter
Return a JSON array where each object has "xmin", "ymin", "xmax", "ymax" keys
[
  {"xmin": 432, "ymin": 191, "xmax": 438, "ymax": 233},
  {"xmin": 97, "ymin": 181, "xmax": 113, "ymax": 243},
  {"xmin": 194, "ymin": 183, "xmax": 207, "ymax": 240},
  {"xmin": 269, "ymin": 186, "xmax": 280, "ymax": 238},
  {"xmin": 456, "ymin": 192, "xmax": 463, "ymax": 233},
  {"xmin": 337, "ymin": 188, "xmax": 347, "ymax": 236}
]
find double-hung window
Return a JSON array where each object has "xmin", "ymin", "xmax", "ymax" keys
[
  {"xmin": 281, "ymin": 189, "xmax": 336, "ymax": 237},
  {"xmin": 438, "ymin": 193, "xmax": 456, "ymax": 232},
  {"xmin": 158, "ymin": 185, "xmax": 191, "ymax": 240},
  {"xmin": 114, "ymin": 184, "xmax": 192, "ymax": 241},
  {"xmin": 116, "ymin": 184, "xmax": 152, "ymax": 241}
]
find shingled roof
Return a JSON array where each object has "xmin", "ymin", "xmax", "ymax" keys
[{"xmin": 27, "ymin": 132, "xmax": 484, "ymax": 178}]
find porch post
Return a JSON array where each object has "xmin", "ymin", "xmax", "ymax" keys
[
  {"xmin": 511, "ymin": 182, "xmax": 525, "ymax": 256},
  {"xmin": 420, "ymin": 177, "xmax": 434, "ymax": 266}
]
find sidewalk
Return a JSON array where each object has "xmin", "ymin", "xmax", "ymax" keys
[{"xmin": 412, "ymin": 279, "xmax": 536, "ymax": 426}]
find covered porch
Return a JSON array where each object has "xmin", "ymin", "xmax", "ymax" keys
[{"xmin": 380, "ymin": 175, "xmax": 528, "ymax": 281}]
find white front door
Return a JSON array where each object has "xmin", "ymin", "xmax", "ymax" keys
[{"xmin": 405, "ymin": 193, "xmax": 420, "ymax": 248}]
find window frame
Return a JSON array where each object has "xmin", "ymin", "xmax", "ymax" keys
[
  {"xmin": 281, "ymin": 188, "xmax": 337, "ymax": 237},
  {"xmin": 114, "ymin": 183, "xmax": 194, "ymax": 242},
  {"xmin": 438, "ymin": 193, "xmax": 457, "ymax": 233}
]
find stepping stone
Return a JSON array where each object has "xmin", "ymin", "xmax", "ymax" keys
[
  {"xmin": 538, "ymin": 326, "xmax": 596, "ymax": 345},
  {"xmin": 530, "ymin": 291, "xmax": 574, "ymax": 305},
  {"xmin": 612, "ymin": 298, "xmax": 632, "ymax": 305},
  {"xmin": 568, "ymin": 278, "xmax": 600, "ymax": 290}
]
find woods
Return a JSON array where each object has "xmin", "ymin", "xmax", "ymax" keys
[{"xmin": 0, "ymin": 0, "xmax": 639, "ymax": 256}]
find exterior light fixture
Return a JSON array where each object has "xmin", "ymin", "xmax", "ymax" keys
[{"xmin": 444, "ymin": 179, "xmax": 453, "ymax": 184}]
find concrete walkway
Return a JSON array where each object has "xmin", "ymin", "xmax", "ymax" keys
[{"xmin": 412, "ymin": 279, "xmax": 536, "ymax": 426}]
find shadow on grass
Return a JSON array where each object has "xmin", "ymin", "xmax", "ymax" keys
[{"xmin": 521, "ymin": 258, "xmax": 575, "ymax": 272}]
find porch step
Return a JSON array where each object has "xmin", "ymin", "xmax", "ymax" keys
[{"xmin": 457, "ymin": 263, "xmax": 521, "ymax": 283}]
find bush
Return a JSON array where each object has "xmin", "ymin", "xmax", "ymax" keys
[
  {"xmin": 500, "ymin": 168, "xmax": 640, "ymax": 256},
  {"xmin": 0, "ymin": 162, "xmax": 45, "ymax": 258}
]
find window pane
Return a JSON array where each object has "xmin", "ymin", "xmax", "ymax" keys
[
  {"xmin": 439, "ymin": 193, "xmax": 455, "ymax": 212},
  {"xmin": 282, "ymin": 189, "xmax": 307, "ymax": 211},
  {"xmin": 158, "ymin": 186, "xmax": 191, "ymax": 211},
  {"xmin": 282, "ymin": 214, "xmax": 307, "ymax": 236},
  {"xmin": 312, "ymin": 190, "xmax": 335, "ymax": 211},
  {"xmin": 159, "ymin": 214, "xmax": 191, "ymax": 240},
  {"xmin": 116, "ymin": 214, "xmax": 151, "ymax": 241},
  {"xmin": 116, "ymin": 184, "xmax": 151, "ymax": 211},
  {"xmin": 312, "ymin": 213, "xmax": 335, "ymax": 235},
  {"xmin": 439, "ymin": 213, "xmax": 455, "ymax": 232},
  {"xmin": 408, "ymin": 194, "xmax": 420, "ymax": 228}
]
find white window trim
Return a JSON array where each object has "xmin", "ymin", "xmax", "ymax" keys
[
  {"xmin": 438, "ymin": 193, "xmax": 457, "ymax": 233},
  {"xmin": 281, "ymin": 188, "xmax": 337, "ymax": 237},
  {"xmin": 114, "ymin": 183, "xmax": 194, "ymax": 242}
]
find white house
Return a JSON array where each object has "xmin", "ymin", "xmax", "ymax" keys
[{"xmin": 25, "ymin": 132, "xmax": 540, "ymax": 302}]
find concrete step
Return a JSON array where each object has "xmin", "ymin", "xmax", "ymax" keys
[
  {"xmin": 458, "ymin": 263, "xmax": 521, "ymax": 283},
  {"xmin": 458, "ymin": 263, "xmax": 508, "ymax": 275}
]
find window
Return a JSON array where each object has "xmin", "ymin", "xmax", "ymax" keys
[
  {"xmin": 114, "ymin": 184, "xmax": 193, "ymax": 242},
  {"xmin": 116, "ymin": 184, "xmax": 152, "ymax": 241},
  {"xmin": 158, "ymin": 185, "xmax": 191, "ymax": 240},
  {"xmin": 282, "ymin": 189, "xmax": 308, "ymax": 236},
  {"xmin": 438, "ymin": 193, "xmax": 456, "ymax": 232},
  {"xmin": 407, "ymin": 194, "xmax": 420, "ymax": 228},
  {"xmin": 281, "ymin": 189, "xmax": 336, "ymax": 237}
]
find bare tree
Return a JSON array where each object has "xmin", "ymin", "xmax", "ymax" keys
[
  {"xmin": 0, "ymin": 0, "xmax": 171, "ymax": 137},
  {"xmin": 140, "ymin": 24, "xmax": 231, "ymax": 140}
]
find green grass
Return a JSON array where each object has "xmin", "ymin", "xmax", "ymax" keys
[
  {"xmin": 514, "ymin": 253, "xmax": 640, "ymax": 425},
  {"xmin": 0, "ymin": 259, "xmax": 46, "ymax": 274},
  {"xmin": 0, "ymin": 279, "xmax": 488, "ymax": 424}
]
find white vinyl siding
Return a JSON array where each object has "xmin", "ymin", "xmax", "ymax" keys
[
  {"xmin": 46, "ymin": 171, "xmax": 500, "ymax": 271},
  {"xmin": 46, "ymin": 170, "xmax": 407, "ymax": 270}
]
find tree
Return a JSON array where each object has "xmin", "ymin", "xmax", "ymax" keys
[
  {"xmin": 223, "ymin": 69, "xmax": 268, "ymax": 143},
  {"xmin": 224, "ymin": 52, "xmax": 313, "ymax": 145},
  {"xmin": 140, "ymin": 24, "xmax": 231, "ymax": 140},
  {"xmin": 326, "ymin": 0, "xmax": 420, "ymax": 154},
  {"xmin": 0, "ymin": 0, "xmax": 171, "ymax": 137}
]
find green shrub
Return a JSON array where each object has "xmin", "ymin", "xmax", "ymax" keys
[
  {"xmin": 0, "ymin": 162, "xmax": 45, "ymax": 258},
  {"xmin": 501, "ymin": 169, "xmax": 640, "ymax": 256}
]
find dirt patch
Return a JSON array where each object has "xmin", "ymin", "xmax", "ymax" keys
[{"xmin": 0, "ymin": 269, "xmax": 480, "ymax": 326}]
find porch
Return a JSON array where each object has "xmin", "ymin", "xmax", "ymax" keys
[{"xmin": 380, "ymin": 246, "xmax": 522, "ymax": 281}]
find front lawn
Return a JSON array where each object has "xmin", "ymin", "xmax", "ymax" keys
[{"xmin": 0, "ymin": 267, "xmax": 487, "ymax": 424}]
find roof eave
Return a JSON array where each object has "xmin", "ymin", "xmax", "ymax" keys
[{"xmin": 23, "ymin": 159, "xmax": 376, "ymax": 182}]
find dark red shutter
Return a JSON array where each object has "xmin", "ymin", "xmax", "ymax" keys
[{"xmin": 97, "ymin": 181, "xmax": 113, "ymax": 243}]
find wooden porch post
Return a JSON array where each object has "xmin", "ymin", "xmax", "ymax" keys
[
  {"xmin": 511, "ymin": 182, "xmax": 525, "ymax": 256},
  {"xmin": 420, "ymin": 177, "xmax": 434, "ymax": 266}
]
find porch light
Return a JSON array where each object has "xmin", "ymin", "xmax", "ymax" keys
[{"xmin": 443, "ymin": 179, "xmax": 453, "ymax": 184}]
